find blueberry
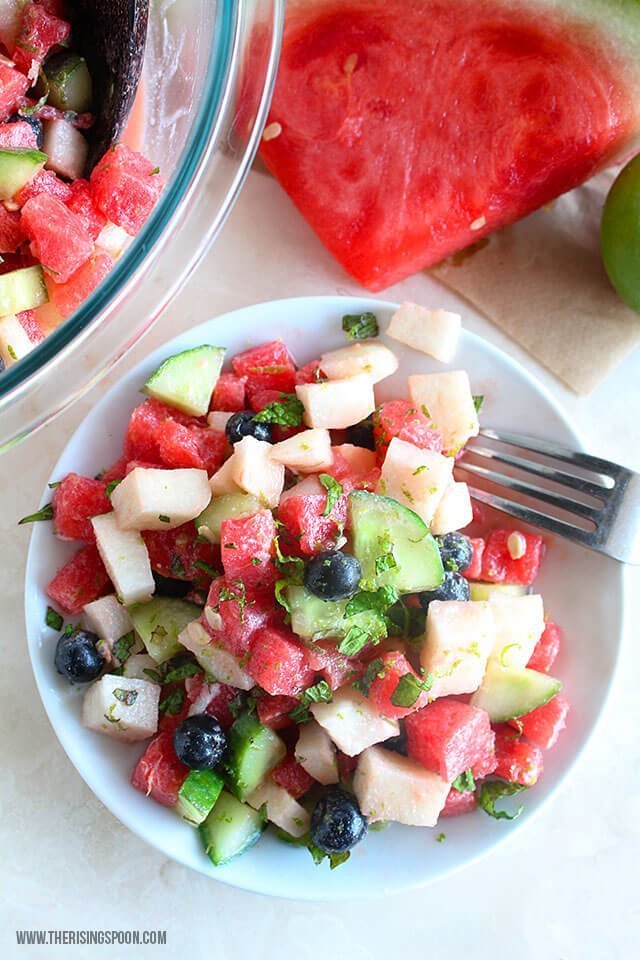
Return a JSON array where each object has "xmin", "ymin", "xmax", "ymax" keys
[
  {"xmin": 311, "ymin": 787, "xmax": 368, "ymax": 854},
  {"xmin": 346, "ymin": 415, "xmax": 375, "ymax": 451},
  {"xmin": 174, "ymin": 714, "xmax": 227, "ymax": 770},
  {"xmin": 54, "ymin": 628, "xmax": 105, "ymax": 684},
  {"xmin": 152, "ymin": 571, "xmax": 192, "ymax": 598},
  {"xmin": 418, "ymin": 570, "xmax": 470, "ymax": 609},
  {"xmin": 225, "ymin": 411, "xmax": 272, "ymax": 445},
  {"xmin": 8, "ymin": 113, "xmax": 44, "ymax": 149},
  {"xmin": 437, "ymin": 532, "xmax": 473, "ymax": 573},
  {"xmin": 304, "ymin": 550, "xmax": 361, "ymax": 602}
]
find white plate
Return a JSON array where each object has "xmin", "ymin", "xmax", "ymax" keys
[{"xmin": 24, "ymin": 296, "xmax": 626, "ymax": 901}]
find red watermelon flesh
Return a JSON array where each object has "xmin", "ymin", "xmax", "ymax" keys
[
  {"xmin": 220, "ymin": 510, "xmax": 277, "ymax": 591},
  {"xmin": 0, "ymin": 63, "xmax": 29, "ymax": 120},
  {"xmin": 21, "ymin": 194, "xmax": 93, "ymax": 282},
  {"xmin": 0, "ymin": 204, "xmax": 26, "ymax": 254},
  {"xmin": 247, "ymin": 625, "xmax": 316, "ymax": 696},
  {"xmin": 405, "ymin": 699, "xmax": 496, "ymax": 783},
  {"xmin": 481, "ymin": 529, "xmax": 544, "ymax": 585},
  {"xmin": 65, "ymin": 180, "xmax": 107, "ymax": 241},
  {"xmin": 155, "ymin": 419, "xmax": 228, "ymax": 475},
  {"xmin": 46, "ymin": 543, "xmax": 111, "ymax": 614},
  {"xmin": 494, "ymin": 732, "xmax": 544, "ymax": 786},
  {"xmin": 271, "ymin": 753, "xmax": 316, "ymax": 798},
  {"xmin": 256, "ymin": 694, "xmax": 299, "ymax": 730},
  {"xmin": 510, "ymin": 694, "xmax": 569, "ymax": 749},
  {"xmin": 52, "ymin": 473, "xmax": 111, "ymax": 542},
  {"xmin": 0, "ymin": 120, "xmax": 38, "ymax": 149},
  {"xmin": 17, "ymin": 310, "xmax": 44, "ymax": 343},
  {"xmin": 16, "ymin": 170, "xmax": 72, "ymax": 206},
  {"xmin": 204, "ymin": 576, "xmax": 276, "ymax": 657},
  {"xmin": 131, "ymin": 731, "xmax": 189, "ymax": 808},
  {"xmin": 184, "ymin": 675, "xmax": 238, "ymax": 730},
  {"xmin": 231, "ymin": 340, "xmax": 297, "ymax": 396},
  {"xmin": 367, "ymin": 650, "xmax": 430, "ymax": 720},
  {"xmin": 90, "ymin": 143, "xmax": 164, "ymax": 235},
  {"xmin": 373, "ymin": 400, "xmax": 443, "ymax": 460},
  {"xmin": 261, "ymin": 0, "xmax": 640, "ymax": 290},
  {"xmin": 12, "ymin": 2, "xmax": 70, "ymax": 75},
  {"xmin": 304, "ymin": 639, "xmax": 361, "ymax": 690},
  {"xmin": 527, "ymin": 619, "xmax": 562, "ymax": 672},
  {"xmin": 210, "ymin": 372, "xmax": 247, "ymax": 412},
  {"xmin": 124, "ymin": 398, "xmax": 198, "ymax": 463},
  {"xmin": 45, "ymin": 251, "xmax": 113, "ymax": 318},
  {"xmin": 464, "ymin": 538, "xmax": 486, "ymax": 581},
  {"xmin": 441, "ymin": 787, "xmax": 478, "ymax": 818},
  {"xmin": 142, "ymin": 523, "xmax": 219, "ymax": 582}
]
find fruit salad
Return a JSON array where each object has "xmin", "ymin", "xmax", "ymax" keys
[
  {"xmin": 0, "ymin": 0, "xmax": 163, "ymax": 370},
  {"xmin": 30, "ymin": 303, "xmax": 569, "ymax": 869}
]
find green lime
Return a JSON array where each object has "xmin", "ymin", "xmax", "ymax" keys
[{"xmin": 601, "ymin": 154, "xmax": 640, "ymax": 313}]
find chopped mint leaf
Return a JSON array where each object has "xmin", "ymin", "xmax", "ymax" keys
[
  {"xmin": 143, "ymin": 667, "xmax": 164, "ymax": 684},
  {"xmin": 345, "ymin": 585, "xmax": 398, "ymax": 619},
  {"xmin": 338, "ymin": 625, "xmax": 371, "ymax": 656},
  {"xmin": 159, "ymin": 688, "xmax": 185, "ymax": 716},
  {"xmin": 163, "ymin": 660, "xmax": 202, "ymax": 685},
  {"xmin": 435, "ymin": 833, "xmax": 446, "ymax": 843},
  {"xmin": 473, "ymin": 395, "xmax": 484, "ymax": 413},
  {"xmin": 353, "ymin": 656, "xmax": 384, "ymax": 697},
  {"xmin": 318, "ymin": 473, "xmax": 343, "ymax": 517},
  {"xmin": 112, "ymin": 631, "xmax": 136, "ymax": 665},
  {"xmin": 250, "ymin": 557, "xmax": 262, "ymax": 566},
  {"xmin": 306, "ymin": 839, "xmax": 351, "ymax": 869},
  {"xmin": 105, "ymin": 478, "xmax": 122, "ymax": 499},
  {"xmin": 45, "ymin": 606, "xmax": 63, "ymax": 631},
  {"xmin": 274, "ymin": 579, "xmax": 292, "ymax": 613},
  {"xmin": 390, "ymin": 671, "xmax": 433, "ymax": 707},
  {"xmin": 274, "ymin": 536, "xmax": 304, "ymax": 583},
  {"xmin": 253, "ymin": 393, "xmax": 304, "ymax": 427},
  {"xmin": 170, "ymin": 554, "xmax": 186, "ymax": 577},
  {"xmin": 193, "ymin": 560, "xmax": 219, "ymax": 579},
  {"xmin": 218, "ymin": 580, "xmax": 253, "ymax": 622},
  {"xmin": 19, "ymin": 503, "xmax": 53, "ymax": 525},
  {"xmin": 452, "ymin": 768, "xmax": 476, "ymax": 793},
  {"xmin": 342, "ymin": 311, "xmax": 379, "ymax": 340},
  {"xmin": 150, "ymin": 167, "xmax": 160, "ymax": 175},
  {"xmin": 375, "ymin": 550, "xmax": 397, "ymax": 575},
  {"xmin": 228, "ymin": 691, "xmax": 257, "ymax": 720},
  {"xmin": 386, "ymin": 599, "xmax": 426, "ymax": 639},
  {"xmin": 113, "ymin": 687, "xmax": 138, "ymax": 706},
  {"xmin": 158, "ymin": 514, "xmax": 171, "ymax": 524},
  {"xmin": 477, "ymin": 780, "xmax": 526, "ymax": 821},
  {"xmin": 48, "ymin": 481, "xmax": 61, "ymax": 489},
  {"xmin": 289, "ymin": 680, "xmax": 333, "ymax": 723}
]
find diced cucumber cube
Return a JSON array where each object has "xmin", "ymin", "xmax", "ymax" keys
[
  {"xmin": 196, "ymin": 492, "xmax": 261, "ymax": 544},
  {"xmin": 0, "ymin": 148, "xmax": 47, "ymax": 201},
  {"xmin": 471, "ymin": 662, "xmax": 562, "ymax": 722},
  {"xmin": 0, "ymin": 265, "xmax": 48, "ymax": 318},
  {"xmin": 128, "ymin": 597, "xmax": 201, "ymax": 663},
  {"xmin": 176, "ymin": 769, "xmax": 224, "ymax": 825},
  {"xmin": 199, "ymin": 790, "xmax": 265, "ymax": 866},
  {"xmin": 224, "ymin": 712, "xmax": 286, "ymax": 800},
  {"xmin": 143, "ymin": 345, "xmax": 225, "ymax": 416}
]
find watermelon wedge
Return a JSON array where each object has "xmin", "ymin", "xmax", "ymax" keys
[{"xmin": 261, "ymin": 0, "xmax": 640, "ymax": 290}]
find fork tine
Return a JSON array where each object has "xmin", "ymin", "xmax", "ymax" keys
[
  {"xmin": 478, "ymin": 428, "xmax": 620, "ymax": 481},
  {"xmin": 466, "ymin": 486, "xmax": 599, "ymax": 546},
  {"xmin": 457, "ymin": 461, "xmax": 602, "ymax": 522},
  {"xmin": 464, "ymin": 443, "xmax": 610, "ymax": 498}
]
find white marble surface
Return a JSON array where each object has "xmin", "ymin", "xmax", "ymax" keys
[{"xmin": 1, "ymin": 170, "xmax": 638, "ymax": 959}]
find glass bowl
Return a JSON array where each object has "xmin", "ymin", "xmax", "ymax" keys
[{"xmin": 0, "ymin": 0, "xmax": 284, "ymax": 451}]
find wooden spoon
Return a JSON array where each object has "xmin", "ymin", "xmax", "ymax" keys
[{"xmin": 73, "ymin": 0, "xmax": 149, "ymax": 171}]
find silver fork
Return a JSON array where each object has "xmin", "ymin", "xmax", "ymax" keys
[{"xmin": 456, "ymin": 428, "xmax": 640, "ymax": 564}]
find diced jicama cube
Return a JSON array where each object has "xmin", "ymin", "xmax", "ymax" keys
[
  {"xmin": 111, "ymin": 467, "xmax": 211, "ymax": 531},
  {"xmin": 296, "ymin": 374, "xmax": 375, "ymax": 429},
  {"xmin": 91, "ymin": 513, "xmax": 154, "ymax": 605},
  {"xmin": 82, "ymin": 594, "xmax": 133, "ymax": 655},
  {"xmin": 270, "ymin": 428, "xmax": 333, "ymax": 473},
  {"xmin": 43, "ymin": 119, "xmax": 89, "ymax": 182},
  {"xmin": 319, "ymin": 341, "xmax": 399, "ymax": 383},
  {"xmin": 421, "ymin": 600, "xmax": 495, "ymax": 698},
  {"xmin": 82, "ymin": 674, "xmax": 160, "ymax": 742},
  {"xmin": 209, "ymin": 456, "xmax": 243, "ymax": 496},
  {"xmin": 377, "ymin": 437, "xmax": 453, "ymax": 525},
  {"xmin": 230, "ymin": 436, "xmax": 285, "ymax": 508},
  {"xmin": 207, "ymin": 411, "xmax": 233, "ymax": 433},
  {"xmin": 0, "ymin": 314, "xmax": 35, "ymax": 366},
  {"xmin": 488, "ymin": 594, "xmax": 545, "ymax": 668},
  {"xmin": 431, "ymin": 481, "xmax": 473, "ymax": 535},
  {"xmin": 178, "ymin": 620, "xmax": 254, "ymax": 690},
  {"xmin": 247, "ymin": 780, "xmax": 310, "ymax": 838},
  {"xmin": 387, "ymin": 303, "xmax": 461, "ymax": 363},
  {"xmin": 310, "ymin": 688, "xmax": 399, "ymax": 756},
  {"xmin": 95, "ymin": 221, "xmax": 130, "ymax": 259},
  {"xmin": 353, "ymin": 746, "xmax": 450, "ymax": 826},
  {"xmin": 295, "ymin": 720, "xmax": 339, "ymax": 785},
  {"xmin": 408, "ymin": 371, "xmax": 479, "ymax": 454},
  {"xmin": 122, "ymin": 653, "xmax": 157, "ymax": 681},
  {"xmin": 332, "ymin": 443, "xmax": 377, "ymax": 473}
]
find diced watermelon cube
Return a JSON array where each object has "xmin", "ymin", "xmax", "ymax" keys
[
  {"xmin": 12, "ymin": 3, "xmax": 70, "ymax": 75},
  {"xmin": 90, "ymin": 143, "xmax": 164, "ymax": 235},
  {"xmin": 0, "ymin": 63, "xmax": 29, "ymax": 121},
  {"xmin": 304, "ymin": 639, "xmax": 361, "ymax": 691},
  {"xmin": 65, "ymin": 180, "xmax": 107, "ymax": 241},
  {"xmin": 21, "ymin": 194, "xmax": 94, "ymax": 282},
  {"xmin": 295, "ymin": 360, "xmax": 322, "ymax": 385},
  {"xmin": 142, "ymin": 522, "xmax": 219, "ymax": 582},
  {"xmin": 256, "ymin": 694, "xmax": 298, "ymax": 730},
  {"xmin": 328, "ymin": 448, "xmax": 380, "ymax": 493},
  {"xmin": 203, "ymin": 576, "xmax": 275, "ymax": 657},
  {"xmin": 481, "ymin": 529, "xmax": 544, "ymax": 585},
  {"xmin": 184, "ymin": 675, "xmax": 238, "ymax": 731},
  {"xmin": 131, "ymin": 731, "xmax": 189, "ymax": 808},
  {"xmin": 15, "ymin": 169, "xmax": 73, "ymax": 205},
  {"xmin": 52, "ymin": 473, "xmax": 112, "ymax": 542},
  {"xmin": 0, "ymin": 203, "xmax": 25, "ymax": 253},
  {"xmin": 277, "ymin": 487, "xmax": 347, "ymax": 556},
  {"xmin": 527, "ymin": 620, "xmax": 562, "ymax": 673},
  {"xmin": 101, "ymin": 456, "xmax": 128, "ymax": 484},
  {"xmin": 493, "ymin": 733, "xmax": 544, "ymax": 786},
  {"xmin": 155, "ymin": 419, "xmax": 203, "ymax": 469},
  {"xmin": 0, "ymin": 120, "xmax": 38, "ymax": 149},
  {"xmin": 373, "ymin": 399, "xmax": 443, "ymax": 459},
  {"xmin": 406, "ymin": 699, "xmax": 496, "ymax": 783},
  {"xmin": 271, "ymin": 753, "xmax": 316, "ymax": 799},
  {"xmin": 44, "ymin": 251, "xmax": 113, "ymax": 318},
  {"xmin": 191, "ymin": 427, "xmax": 228, "ymax": 475},
  {"xmin": 441, "ymin": 787, "xmax": 478, "ymax": 817},
  {"xmin": 123, "ymin": 398, "xmax": 197, "ymax": 463},
  {"xmin": 220, "ymin": 510, "xmax": 277, "ymax": 590},
  {"xmin": 247, "ymin": 385, "xmax": 282, "ymax": 413},
  {"xmin": 337, "ymin": 750, "xmax": 358, "ymax": 784},
  {"xmin": 366, "ymin": 650, "xmax": 430, "ymax": 720},
  {"xmin": 210, "ymin": 372, "xmax": 247, "ymax": 412},
  {"xmin": 464, "ymin": 537, "xmax": 486, "ymax": 580},
  {"xmin": 247, "ymin": 625, "xmax": 315, "ymax": 696},
  {"xmin": 231, "ymin": 340, "xmax": 297, "ymax": 396},
  {"xmin": 17, "ymin": 309, "xmax": 44, "ymax": 343},
  {"xmin": 46, "ymin": 543, "xmax": 111, "ymax": 614},
  {"xmin": 510, "ymin": 695, "xmax": 569, "ymax": 749}
]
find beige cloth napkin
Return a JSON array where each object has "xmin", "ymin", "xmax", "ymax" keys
[{"xmin": 431, "ymin": 170, "xmax": 640, "ymax": 394}]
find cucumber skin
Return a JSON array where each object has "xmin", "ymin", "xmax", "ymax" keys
[
  {"xmin": 144, "ymin": 345, "xmax": 225, "ymax": 416},
  {"xmin": 223, "ymin": 713, "xmax": 286, "ymax": 800},
  {"xmin": 200, "ymin": 790, "xmax": 265, "ymax": 866},
  {"xmin": 471, "ymin": 664, "xmax": 562, "ymax": 722},
  {"xmin": 175, "ymin": 769, "xmax": 224, "ymax": 825}
]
